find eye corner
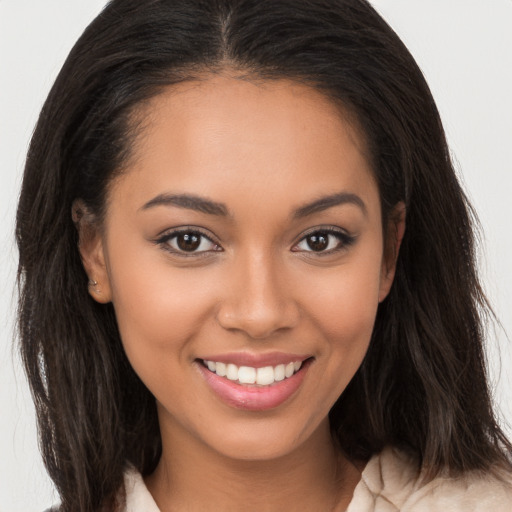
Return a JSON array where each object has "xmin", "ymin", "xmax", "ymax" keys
[
  {"xmin": 292, "ymin": 226, "xmax": 357, "ymax": 255},
  {"xmin": 154, "ymin": 226, "xmax": 223, "ymax": 257}
]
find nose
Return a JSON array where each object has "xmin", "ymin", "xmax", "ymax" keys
[{"xmin": 216, "ymin": 250, "xmax": 300, "ymax": 340}]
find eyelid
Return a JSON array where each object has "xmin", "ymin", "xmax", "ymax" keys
[
  {"xmin": 154, "ymin": 226, "xmax": 223, "ymax": 256},
  {"xmin": 291, "ymin": 226, "xmax": 356, "ymax": 254},
  {"xmin": 153, "ymin": 225, "xmax": 355, "ymax": 257}
]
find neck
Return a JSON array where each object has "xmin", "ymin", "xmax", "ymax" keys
[{"xmin": 145, "ymin": 416, "xmax": 361, "ymax": 512}]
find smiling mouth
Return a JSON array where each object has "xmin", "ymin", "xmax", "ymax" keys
[
  {"xmin": 201, "ymin": 359, "xmax": 307, "ymax": 386},
  {"xmin": 197, "ymin": 357, "xmax": 313, "ymax": 410}
]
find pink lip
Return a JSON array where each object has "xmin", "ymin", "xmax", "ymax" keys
[
  {"xmin": 196, "ymin": 358, "xmax": 312, "ymax": 411},
  {"xmin": 198, "ymin": 351, "xmax": 310, "ymax": 368}
]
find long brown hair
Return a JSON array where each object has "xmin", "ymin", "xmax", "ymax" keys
[{"xmin": 16, "ymin": 0, "xmax": 511, "ymax": 510}]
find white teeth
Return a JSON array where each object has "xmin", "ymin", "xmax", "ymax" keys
[
  {"xmin": 256, "ymin": 366, "xmax": 275, "ymax": 386},
  {"xmin": 203, "ymin": 359, "xmax": 305, "ymax": 386},
  {"xmin": 226, "ymin": 363, "xmax": 238, "ymax": 381},
  {"xmin": 238, "ymin": 366, "xmax": 256, "ymax": 384},
  {"xmin": 216, "ymin": 362, "xmax": 227, "ymax": 377},
  {"xmin": 274, "ymin": 364, "xmax": 285, "ymax": 381}
]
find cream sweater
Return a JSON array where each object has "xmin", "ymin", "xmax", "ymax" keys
[{"xmin": 121, "ymin": 447, "xmax": 512, "ymax": 511}]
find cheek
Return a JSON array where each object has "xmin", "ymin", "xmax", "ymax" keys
[
  {"xmin": 109, "ymin": 265, "xmax": 221, "ymax": 415},
  {"xmin": 297, "ymin": 247, "xmax": 383, "ymax": 391},
  {"xmin": 105, "ymin": 242, "xmax": 218, "ymax": 373},
  {"xmin": 305, "ymin": 256, "xmax": 382, "ymax": 341}
]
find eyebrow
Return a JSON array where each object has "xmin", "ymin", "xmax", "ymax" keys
[
  {"xmin": 140, "ymin": 191, "xmax": 367, "ymax": 218},
  {"xmin": 141, "ymin": 193, "xmax": 229, "ymax": 216},
  {"xmin": 292, "ymin": 192, "xmax": 367, "ymax": 219}
]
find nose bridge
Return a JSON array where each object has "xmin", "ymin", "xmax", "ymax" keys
[{"xmin": 217, "ymin": 246, "xmax": 298, "ymax": 338}]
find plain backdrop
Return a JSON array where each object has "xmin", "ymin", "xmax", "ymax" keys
[{"xmin": 1, "ymin": 1, "xmax": 511, "ymax": 510}]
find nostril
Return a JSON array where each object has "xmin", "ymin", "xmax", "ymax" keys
[{"xmin": 216, "ymin": 300, "xmax": 300, "ymax": 339}]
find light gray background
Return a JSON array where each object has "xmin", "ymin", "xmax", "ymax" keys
[{"xmin": 1, "ymin": 1, "xmax": 511, "ymax": 510}]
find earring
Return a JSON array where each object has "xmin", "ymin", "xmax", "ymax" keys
[{"xmin": 88, "ymin": 279, "xmax": 99, "ymax": 293}]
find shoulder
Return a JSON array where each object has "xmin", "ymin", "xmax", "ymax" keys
[
  {"xmin": 41, "ymin": 468, "xmax": 160, "ymax": 512},
  {"xmin": 121, "ymin": 466, "xmax": 160, "ymax": 512},
  {"xmin": 404, "ymin": 469, "xmax": 512, "ymax": 512},
  {"xmin": 348, "ymin": 447, "xmax": 512, "ymax": 512}
]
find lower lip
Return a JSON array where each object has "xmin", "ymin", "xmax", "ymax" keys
[{"xmin": 197, "ymin": 360, "xmax": 311, "ymax": 411}]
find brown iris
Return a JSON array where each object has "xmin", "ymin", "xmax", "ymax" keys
[
  {"xmin": 177, "ymin": 233, "xmax": 201, "ymax": 251},
  {"xmin": 306, "ymin": 232, "xmax": 329, "ymax": 251}
]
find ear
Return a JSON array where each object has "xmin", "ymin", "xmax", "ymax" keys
[
  {"xmin": 72, "ymin": 200, "xmax": 112, "ymax": 304},
  {"xmin": 378, "ymin": 202, "xmax": 406, "ymax": 303}
]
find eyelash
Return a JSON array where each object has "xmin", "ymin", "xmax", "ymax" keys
[
  {"xmin": 155, "ymin": 228, "xmax": 221, "ymax": 258},
  {"xmin": 155, "ymin": 227, "xmax": 356, "ymax": 257},
  {"xmin": 292, "ymin": 227, "xmax": 356, "ymax": 256}
]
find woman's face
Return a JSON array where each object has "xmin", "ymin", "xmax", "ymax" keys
[{"xmin": 84, "ymin": 75, "xmax": 401, "ymax": 461}]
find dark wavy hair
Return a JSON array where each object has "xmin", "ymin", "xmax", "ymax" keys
[{"xmin": 16, "ymin": 0, "xmax": 511, "ymax": 510}]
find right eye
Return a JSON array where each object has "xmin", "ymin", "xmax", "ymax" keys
[{"xmin": 157, "ymin": 229, "xmax": 222, "ymax": 255}]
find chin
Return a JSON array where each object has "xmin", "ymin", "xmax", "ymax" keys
[{"xmin": 198, "ymin": 414, "xmax": 327, "ymax": 463}]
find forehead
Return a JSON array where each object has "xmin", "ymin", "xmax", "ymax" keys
[{"xmin": 111, "ymin": 75, "xmax": 378, "ymax": 218}]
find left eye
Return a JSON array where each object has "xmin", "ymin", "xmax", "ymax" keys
[
  {"xmin": 161, "ymin": 231, "xmax": 220, "ymax": 253},
  {"xmin": 294, "ymin": 230, "xmax": 351, "ymax": 253}
]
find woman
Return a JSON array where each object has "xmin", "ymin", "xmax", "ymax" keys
[{"xmin": 16, "ymin": 0, "xmax": 512, "ymax": 510}]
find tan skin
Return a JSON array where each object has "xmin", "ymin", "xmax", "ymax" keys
[{"xmin": 77, "ymin": 74, "xmax": 405, "ymax": 512}]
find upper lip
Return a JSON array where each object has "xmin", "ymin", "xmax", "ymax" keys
[{"xmin": 198, "ymin": 351, "xmax": 312, "ymax": 368}]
